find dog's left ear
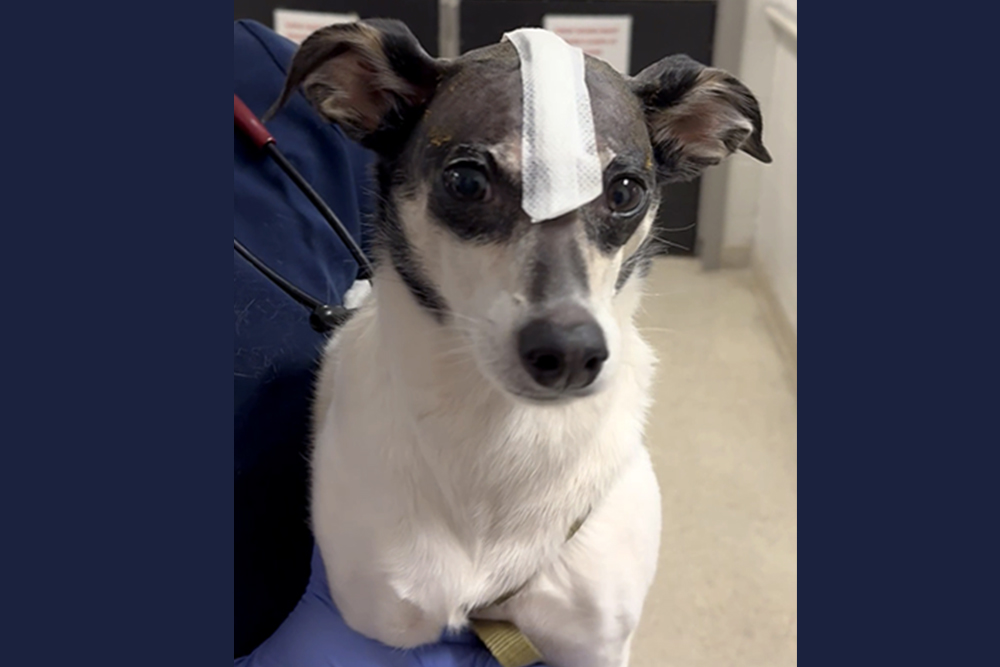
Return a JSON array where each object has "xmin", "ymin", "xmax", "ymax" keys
[
  {"xmin": 265, "ymin": 19, "xmax": 442, "ymax": 152},
  {"xmin": 630, "ymin": 55, "xmax": 772, "ymax": 182}
]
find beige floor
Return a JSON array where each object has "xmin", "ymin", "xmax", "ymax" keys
[{"xmin": 629, "ymin": 257, "xmax": 797, "ymax": 667}]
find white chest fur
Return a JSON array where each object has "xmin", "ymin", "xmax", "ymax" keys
[{"xmin": 309, "ymin": 272, "xmax": 656, "ymax": 642}]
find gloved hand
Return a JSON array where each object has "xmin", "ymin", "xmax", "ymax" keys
[{"xmin": 235, "ymin": 544, "xmax": 504, "ymax": 667}]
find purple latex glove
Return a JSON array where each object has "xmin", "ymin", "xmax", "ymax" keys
[{"xmin": 235, "ymin": 545, "xmax": 521, "ymax": 667}]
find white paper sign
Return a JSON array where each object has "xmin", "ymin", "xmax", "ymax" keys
[
  {"xmin": 542, "ymin": 15, "xmax": 634, "ymax": 75},
  {"xmin": 273, "ymin": 9, "xmax": 359, "ymax": 45}
]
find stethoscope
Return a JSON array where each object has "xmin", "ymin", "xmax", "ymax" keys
[{"xmin": 234, "ymin": 94, "xmax": 374, "ymax": 333}]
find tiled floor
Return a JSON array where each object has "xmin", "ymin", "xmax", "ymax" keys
[{"xmin": 629, "ymin": 257, "xmax": 797, "ymax": 667}]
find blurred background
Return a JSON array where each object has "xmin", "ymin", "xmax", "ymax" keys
[{"xmin": 234, "ymin": 1, "xmax": 797, "ymax": 664}]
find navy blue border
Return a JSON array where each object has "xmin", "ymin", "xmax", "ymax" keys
[
  {"xmin": 5, "ymin": 2, "xmax": 998, "ymax": 665},
  {"xmin": 3, "ymin": 5, "xmax": 230, "ymax": 664},
  {"xmin": 803, "ymin": 4, "xmax": 998, "ymax": 666}
]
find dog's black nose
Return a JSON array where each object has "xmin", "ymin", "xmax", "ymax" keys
[{"xmin": 518, "ymin": 315, "xmax": 609, "ymax": 392}]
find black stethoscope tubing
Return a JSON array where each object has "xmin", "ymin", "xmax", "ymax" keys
[{"xmin": 234, "ymin": 94, "xmax": 370, "ymax": 333}]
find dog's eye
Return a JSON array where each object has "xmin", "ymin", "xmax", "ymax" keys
[
  {"xmin": 606, "ymin": 177, "xmax": 647, "ymax": 216},
  {"xmin": 443, "ymin": 164, "xmax": 490, "ymax": 202}
]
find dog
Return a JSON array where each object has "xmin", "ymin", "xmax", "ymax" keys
[{"xmin": 268, "ymin": 19, "xmax": 770, "ymax": 667}]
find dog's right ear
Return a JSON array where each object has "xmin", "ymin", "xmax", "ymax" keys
[{"xmin": 265, "ymin": 19, "xmax": 442, "ymax": 152}]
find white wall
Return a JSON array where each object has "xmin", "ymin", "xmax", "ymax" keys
[
  {"xmin": 709, "ymin": 0, "xmax": 797, "ymax": 339},
  {"xmin": 752, "ymin": 16, "xmax": 797, "ymax": 333},
  {"xmin": 721, "ymin": 0, "xmax": 796, "ymax": 249}
]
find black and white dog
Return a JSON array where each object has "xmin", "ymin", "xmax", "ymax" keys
[{"xmin": 269, "ymin": 19, "xmax": 770, "ymax": 667}]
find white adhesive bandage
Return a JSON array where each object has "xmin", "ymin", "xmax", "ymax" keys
[{"xmin": 503, "ymin": 28, "xmax": 603, "ymax": 223}]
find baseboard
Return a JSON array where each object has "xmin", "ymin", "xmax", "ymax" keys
[
  {"xmin": 750, "ymin": 258, "xmax": 797, "ymax": 393},
  {"xmin": 720, "ymin": 245, "xmax": 752, "ymax": 268}
]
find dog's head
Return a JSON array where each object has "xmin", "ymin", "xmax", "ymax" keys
[{"xmin": 270, "ymin": 20, "xmax": 771, "ymax": 403}]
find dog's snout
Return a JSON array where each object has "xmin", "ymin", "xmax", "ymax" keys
[{"xmin": 518, "ymin": 314, "xmax": 608, "ymax": 392}]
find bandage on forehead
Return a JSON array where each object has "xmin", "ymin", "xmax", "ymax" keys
[{"xmin": 503, "ymin": 28, "xmax": 603, "ymax": 223}]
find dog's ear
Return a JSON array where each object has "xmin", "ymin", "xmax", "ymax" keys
[
  {"xmin": 265, "ymin": 19, "xmax": 442, "ymax": 152},
  {"xmin": 630, "ymin": 55, "xmax": 772, "ymax": 182}
]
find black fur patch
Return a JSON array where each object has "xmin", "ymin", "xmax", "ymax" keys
[
  {"xmin": 528, "ymin": 223, "xmax": 589, "ymax": 303},
  {"xmin": 424, "ymin": 144, "xmax": 525, "ymax": 244},
  {"xmin": 374, "ymin": 160, "xmax": 449, "ymax": 322},
  {"xmin": 584, "ymin": 155, "xmax": 657, "ymax": 255}
]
